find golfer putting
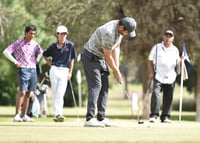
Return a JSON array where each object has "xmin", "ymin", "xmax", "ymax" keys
[{"xmin": 81, "ymin": 17, "xmax": 137, "ymax": 127}]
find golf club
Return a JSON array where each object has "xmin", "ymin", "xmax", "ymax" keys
[
  {"xmin": 124, "ymin": 90, "xmax": 144, "ymax": 124},
  {"xmin": 69, "ymin": 80, "xmax": 80, "ymax": 121}
]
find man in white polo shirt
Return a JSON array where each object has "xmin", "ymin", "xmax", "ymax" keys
[{"xmin": 148, "ymin": 30, "xmax": 180, "ymax": 123}]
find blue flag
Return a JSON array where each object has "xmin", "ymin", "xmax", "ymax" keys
[{"xmin": 182, "ymin": 42, "xmax": 191, "ymax": 80}]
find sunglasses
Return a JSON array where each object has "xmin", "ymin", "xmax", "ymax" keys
[{"xmin": 57, "ymin": 32, "xmax": 67, "ymax": 35}]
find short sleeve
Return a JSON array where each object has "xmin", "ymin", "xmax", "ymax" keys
[
  {"xmin": 148, "ymin": 45, "xmax": 157, "ymax": 63},
  {"xmin": 101, "ymin": 32, "xmax": 115, "ymax": 50}
]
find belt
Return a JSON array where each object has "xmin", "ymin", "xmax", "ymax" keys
[
  {"xmin": 51, "ymin": 65, "xmax": 68, "ymax": 70},
  {"xmin": 83, "ymin": 49, "xmax": 102, "ymax": 60},
  {"xmin": 20, "ymin": 66, "xmax": 36, "ymax": 68}
]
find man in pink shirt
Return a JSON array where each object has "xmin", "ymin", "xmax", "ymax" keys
[{"xmin": 3, "ymin": 25, "xmax": 43, "ymax": 122}]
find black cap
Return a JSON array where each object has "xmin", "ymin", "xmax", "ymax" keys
[{"xmin": 121, "ymin": 17, "xmax": 137, "ymax": 37}]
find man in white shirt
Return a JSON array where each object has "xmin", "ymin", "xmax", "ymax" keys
[{"xmin": 148, "ymin": 30, "xmax": 180, "ymax": 123}]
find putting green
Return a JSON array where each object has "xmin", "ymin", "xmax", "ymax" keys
[{"xmin": 0, "ymin": 119, "xmax": 200, "ymax": 143}]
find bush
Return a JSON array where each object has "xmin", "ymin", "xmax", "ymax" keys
[
  {"xmin": 173, "ymin": 98, "xmax": 196, "ymax": 111},
  {"xmin": 0, "ymin": 77, "xmax": 18, "ymax": 106}
]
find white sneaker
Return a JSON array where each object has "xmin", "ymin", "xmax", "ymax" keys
[
  {"xmin": 13, "ymin": 114, "xmax": 23, "ymax": 122},
  {"xmin": 98, "ymin": 118, "xmax": 117, "ymax": 127},
  {"xmin": 149, "ymin": 117, "xmax": 158, "ymax": 123},
  {"xmin": 23, "ymin": 115, "xmax": 34, "ymax": 122},
  {"xmin": 162, "ymin": 118, "xmax": 172, "ymax": 123},
  {"xmin": 84, "ymin": 118, "xmax": 104, "ymax": 127}
]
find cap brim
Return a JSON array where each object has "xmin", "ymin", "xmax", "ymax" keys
[
  {"xmin": 129, "ymin": 31, "xmax": 136, "ymax": 38},
  {"xmin": 57, "ymin": 31, "xmax": 68, "ymax": 34},
  {"xmin": 165, "ymin": 33, "xmax": 174, "ymax": 37},
  {"xmin": 164, "ymin": 30, "xmax": 174, "ymax": 37}
]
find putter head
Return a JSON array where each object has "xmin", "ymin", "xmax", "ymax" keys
[{"xmin": 138, "ymin": 121, "xmax": 144, "ymax": 124}]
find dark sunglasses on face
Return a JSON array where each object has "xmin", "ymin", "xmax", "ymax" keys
[{"xmin": 57, "ymin": 32, "xmax": 67, "ymax": 35}]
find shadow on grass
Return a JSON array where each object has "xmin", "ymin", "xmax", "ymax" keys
[{"xmin": 0, "ymin": 114, "xmax": 196, "ymax": 121}]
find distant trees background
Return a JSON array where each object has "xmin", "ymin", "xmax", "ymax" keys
[{"xmin": 0, "ymin": 0, "xmax": 199, "ymax": 120}]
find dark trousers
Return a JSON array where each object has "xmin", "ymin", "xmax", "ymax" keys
[
  {"xmin": 150, "ymin": 79, "xmax": 175, "ymax": 120},
  {"xmin": 81, "ymin": 49, "xmax": 109, "ymax": 121}
]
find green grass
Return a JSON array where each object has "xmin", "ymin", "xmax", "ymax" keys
[
  {"xmin": 0, "ymin": 101, "xmax": 199, "ymax": 143},
  {"xmin": 0, "ymin": 84, "xmax": 199, "ymax": 143},
  {"xmin": 1, "ymin": 120, "xmax": 200, "ymax": 143}
]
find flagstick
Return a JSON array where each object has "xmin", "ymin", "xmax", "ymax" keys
[{"xmin": 179, "ymin": 59, "xmax": 184, "ymax": 122}]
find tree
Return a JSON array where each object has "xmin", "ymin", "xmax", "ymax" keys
[
  {"xmin": 0, "ymin": 0, "xmax": 55, "ymax": 105},
  {"xmin": 115, "ymin": 0, "xmax": 200, "ymax": 119},
  {"xmin": 22, "ymin": 0, "xmax": 120, "ymax": 106},
  {"xmin": 1, "ymin": 0, "xmax": 200, "ymax": 120}
]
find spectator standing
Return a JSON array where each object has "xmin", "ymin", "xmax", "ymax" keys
[
  {"xmin": 148, "ymin": 30, "xmax": 180, "ymax": 123},
  {"xmin": 43, "ymin": 25, "xmax": 76, "ymax": 122},
  {"xmin": 3, "ymin": 25, "xmax": 43, "ymax": 122}
]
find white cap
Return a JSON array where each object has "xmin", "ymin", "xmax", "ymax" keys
[
  {"xmin": 164, "ymin": 30, "xmax": 174, "ymax": 37},
  {"xmin": 56, "ymin": 25, "xmax": 68, "ymax": 33}
]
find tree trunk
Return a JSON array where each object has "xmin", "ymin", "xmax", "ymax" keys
[{"xmin": 196, "ymin": 58, "xmax": 200, "ymax": 121}]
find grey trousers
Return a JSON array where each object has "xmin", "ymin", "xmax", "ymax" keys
[
  {"xmin": 81, "ymin": 49, "xmax": 109, "ymax": 121},
  {"xmin": 150, "ymin": 79, "xmax": 175, "ymax": 120}
]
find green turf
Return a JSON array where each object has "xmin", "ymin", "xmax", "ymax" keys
[
  {"xmin": 0, "ymin": 103, "xmax": 199, "ymax": 143},
  {"xmin": 0, "ymin": 120, "xmax": 200, "ymax": 143},
  {"xmin": 0, "ymin": 84, "xmax": 198, "ymax": 143}
]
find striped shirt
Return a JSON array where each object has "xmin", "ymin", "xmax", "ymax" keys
[
  {"xmin": 84, "ymin": 20, "xmax": 123, "ymax": 59},
  {"xmin": 5, "ymin": 38, "xmax": 43, "ymax": 68}
]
